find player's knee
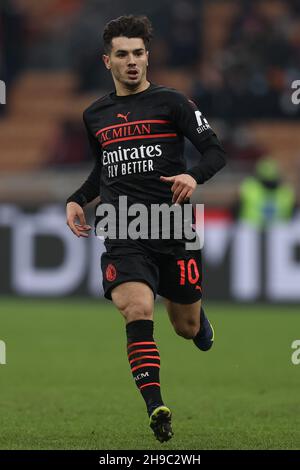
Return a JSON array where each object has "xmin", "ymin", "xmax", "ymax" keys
[
  {"xmin": 173, "ymin": 322, "xmax": 199, "ymax": 340},
  {"xmin": 123, "ymin": 301, "xmax": 153, "ymax": 322}
]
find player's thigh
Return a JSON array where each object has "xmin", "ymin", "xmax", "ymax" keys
[
  {"xmin": 101, "ymin": 242, "xmax": 159, "ymax": 322},
  {"xmin": 164, "ymin": 298, "xmax": 201, "ymax": 338},
  {"xmin": 111, "ymin": 281, "xmax": 155, "ymax": 323}
]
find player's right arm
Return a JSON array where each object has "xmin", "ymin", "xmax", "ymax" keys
[{"xmin": 66, "ymin": 112, "xmax": 102, "ymax": 238}]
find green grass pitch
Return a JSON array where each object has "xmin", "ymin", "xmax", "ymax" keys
[{"xmin": 0, "ymin": 298, "xmax": 299, "ymax": 450}]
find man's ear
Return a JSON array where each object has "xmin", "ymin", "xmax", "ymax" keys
[{"xmin": 102, "ymin": 54, "xmax": 111, "ymax": 70}]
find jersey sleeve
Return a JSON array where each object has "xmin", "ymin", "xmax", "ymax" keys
[
  {"xmin": 66, "ymin": 112, "xmax": 102, "ymax": 207},
  {"xmin": 171, "ymin": 92, "xmax": 227, "ymax": 183}
]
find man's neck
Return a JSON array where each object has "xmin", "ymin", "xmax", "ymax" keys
[{"xmin": 115, "ymin": 80, "xmax": 150, "ymax": 96}]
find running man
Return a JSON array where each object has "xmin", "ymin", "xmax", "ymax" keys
[{"xmin": 66, "ymin": 15, "xmax": 227, "ymax": 442}]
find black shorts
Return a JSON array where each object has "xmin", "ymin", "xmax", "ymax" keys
[{"xmin": 101, "ymin": 237, "xmax": 202, "ymax": 304}]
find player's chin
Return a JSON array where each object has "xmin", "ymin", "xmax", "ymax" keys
[
  {"xmin": 123, "ymin": 75, "xmax": 140, "ymax": 85},
  {"xmin": 126, "ymin": 80, "xmax": 140, "ymax": 88}
]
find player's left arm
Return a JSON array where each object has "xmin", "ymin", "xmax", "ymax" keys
[{"xmin": 160, "ymin": 93, "xmax": 227, "ymax": 204}]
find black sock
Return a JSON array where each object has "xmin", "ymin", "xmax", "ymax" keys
[
  {"xmin": 193, "ymin": 306, "xmax": 213, "ymax": 351},
  {"xmin": 194, "ymin": 307, "xmax": 205, "ymax": 340},
  {"xmin": 126, "ymin": 319, "xmax": 164, "ymax": 416}
]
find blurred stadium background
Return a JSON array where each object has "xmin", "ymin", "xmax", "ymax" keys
[{"xmin": 0, "ymin": 0, "xmax": 300, "ymax": 450}]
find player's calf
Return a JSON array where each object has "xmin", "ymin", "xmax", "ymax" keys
[
  {"xmin": 173, "ymin": 322, "xmax": 199, "ymax": 340},
  {"xmin": 166, "ymin": 300, "xmax": 214, "ymax": 351},
  {"xmin": 126, "ymin": 319, "xmax": 165, "ymax": 417},
  {"xmin": 111, "ymin": 282, "xmax": 169, "ymax": 421},
  {"xmin": 165, "ymin": 299, "xmax": 200, "ymax": 340}
]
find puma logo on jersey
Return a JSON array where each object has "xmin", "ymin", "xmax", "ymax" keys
[{"xmin": 117, "ymin": 112, "xmax": 131, "ymax": 122}]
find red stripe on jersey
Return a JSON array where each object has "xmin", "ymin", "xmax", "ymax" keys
[
  {"xmin": 96, "ymin": 120, "xmax": 171, "ymax": 136},
  {"xmin": 101, "ymin": 133, "xmax": 177, "ymax": 148}
]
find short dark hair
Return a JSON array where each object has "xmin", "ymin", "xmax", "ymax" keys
[{"xmin": 103, "ymin": 15, "xmax": 153, "ymax": 54}]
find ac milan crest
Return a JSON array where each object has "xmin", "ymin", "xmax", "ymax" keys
[{"xmin": 106, "ymin": 263, "xmax": 117, "ymax": 282}]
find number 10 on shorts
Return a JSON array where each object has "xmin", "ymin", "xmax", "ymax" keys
[{"xmin": 177, "ymin": 259, "xmax": 200, "ymax": 285}]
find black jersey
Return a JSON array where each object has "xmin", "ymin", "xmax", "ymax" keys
[{"xmin": 67, "ymin": 83, "xmax": 227, "ymax": 209}]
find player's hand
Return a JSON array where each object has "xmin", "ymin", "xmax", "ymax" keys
[
  {"xmin": 160, "ymin": 174, "xmax": 197, "ymax": 204},
  {"xmin": 66, "ymin": 202, "xmax": 91, "ymax": 238}
]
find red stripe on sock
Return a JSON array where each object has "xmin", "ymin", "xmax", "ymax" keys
[
  {"xmin": 127, "ymin": 348, "xmax": 158, "ymax": 358},
  {"xmin": 131, "ymin": 363, "xmax": 160, "ymax": 373},
  {"xmin": 129, "ymin": 355, "xmax": 160, "ymax": 365},
  {"xmin": 127, "ymin": 341, "xmax": 156, "ymax": 349},
  {"xmin": 139, "ymin": 382, "xmax": 160, "ymax": 390}
]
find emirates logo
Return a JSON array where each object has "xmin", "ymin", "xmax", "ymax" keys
[
  {"xmin": 117, "ymin": 112, "xmax": 130, "ymax": 122},
  {"xmin": 106, "ymin": 263, "xmax": 117, "ymax": 282}
]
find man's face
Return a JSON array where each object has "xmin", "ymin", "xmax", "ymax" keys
[{"xmin": 103, "ymin": 37, "xmax": 149, "ymax": 88}]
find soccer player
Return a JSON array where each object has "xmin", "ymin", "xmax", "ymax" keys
[{"xmin": 66, "ymin": 15, "xmax": 226, "ymax": 442}]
